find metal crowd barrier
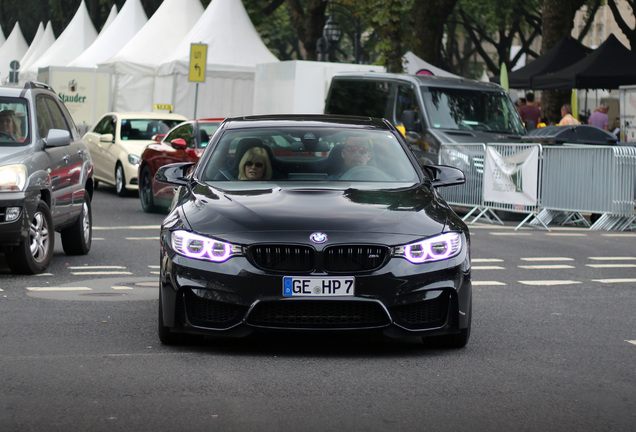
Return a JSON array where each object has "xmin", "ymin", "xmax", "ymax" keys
[{"xmin": 438, "ymin": 142, "xmax": 636, "ymax": 231}]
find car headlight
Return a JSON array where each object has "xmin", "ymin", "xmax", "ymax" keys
[
  {"xmin": 170, "ymin": 230, "xmax": 242, "ymax": 262},
  {"xmin": 128, "ymin": 154, "xmax": 140, "ymax": 166},
  {"xmin": 0, "ymin": 164, "xmax": 27, "ymax": 192},
  {"xmin": 394, "ymin": 232, "xmax": 462, "ymax": 263}
]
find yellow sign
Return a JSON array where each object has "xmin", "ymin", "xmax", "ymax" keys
[
  {"xmin": 154, "ymin": 104, "xmax": 174, "ymax": 112},
  {"xmin": 189, "ymin": 43, "xmax": 207, "ymax": 83}
]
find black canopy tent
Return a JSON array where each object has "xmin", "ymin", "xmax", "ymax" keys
[
  {"xmin": 508, "ymin": 36, "xmax": 591, "ymax": 89},
  {"xmin": 532, "ymin": 34, "xmax": 636, "ymax": 90}
]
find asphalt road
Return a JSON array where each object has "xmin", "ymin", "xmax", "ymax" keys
[{"xmin": 0, "ymin": 186, "xmax": 634, "ymax": 431}]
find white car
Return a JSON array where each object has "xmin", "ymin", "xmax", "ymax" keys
[{"xmin": 84, "ymin": 112, "xmax": 186, "ymax": 196}]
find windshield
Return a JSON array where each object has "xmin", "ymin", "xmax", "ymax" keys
[
  {"xmin": 121, "ymin": 118, "xmax": 184, "ymax": 141},
  {"xmin": 421, "ymin": 87, "xmax": 526, "ymax": 134},
  {"xmin": 198, "ymin": 126, "xmax": 420, "ymax": 187},
  {"xmin": 0, "ymin": 98, "xmax": 29, "ymax": 145}
]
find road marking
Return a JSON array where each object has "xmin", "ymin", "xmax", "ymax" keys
[
  {"xmin": 626, "ymin": 340, "xmax": 636, "ymax": 346},
  {"xmin": 94, "ymin": 225, "xmax": 161, "ymax": 230},
  {"xmin": 70, "ymin": 271, "xmax": 133, "ymax": 275},
  {"xmin": 148, "ymin": 265, "xmax": 160, "ymax": 269},
  {"xmin": 68, "ymin": 266, "xmax": 127, "ymax": 270},
  {"xmin": 473, "ymin": 265, "xmax": 505, "ymax": 270},
  {"xmin": 472, "ymin": 258, "xmax": 504, "ymax": 263},
  {"xmin": 546, "ymin": 233, "xmax": 586, "ymax": 237},
  {"xmin": 490, "ymin": 232, "xmax": 532, "ymax": 236},
  {"xmin": 518, "ymin": 280, "xmax": 581, "ymax": 286},
  {"xmin": 586, "ymin": 264, "xmax": 636, "ymax": 268},
  {"xmin": 518, "ymin": 265, "xmax": 575, "ymax": 269},
  {"xmin": 112, "ymin": 286, "xmax": 133, "ymax": 290},
  {"xmin": 593, "ymin": 278, "xmax": 636, "ymax": 283},
  {"xmin": 126, "ymin": 237, "xmax": 160, "ymax": 240},
  {"xmin": 26, "ymin": 287, "xmax": 92, "ymax": 292},
  {"xmin": 602, "ymin": 233, "xmax": 636, "ymax": 237},
  {"xmin": 521, "ymin": 257, "xmax": 574, "ymax": 261},
  {"xmin": 588, "ymin": 256, "xmax": 636, "ymax": 261},
  {"xmin": 0, "ymin": 288, "xmax": 3, "ymax": 292},
  {"xmin": 473, "ymin": 281, "xmax": 506, "ymax": 286}
]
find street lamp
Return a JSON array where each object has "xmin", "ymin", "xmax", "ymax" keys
[{"xmin": 317, "ymin": 1, "xmax": 363, "ymax": 63}]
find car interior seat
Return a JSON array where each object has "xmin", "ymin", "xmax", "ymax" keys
[{"xmin": 199, "ymin": 129, "xmax": 210, "ymax": 147}]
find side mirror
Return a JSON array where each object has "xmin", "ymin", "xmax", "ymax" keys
[
  {"xmin": 155, "ymin": 162, "xmax": 195, "ymax": 186},
  {"xmin": 99, "ymin": 133, "xmax": 114, "ymax": 143},
  {"xmin": 171, "ymin": 138, "xmax": 187, "ymax": 150},
  {"xmin": 423, "ymin": 165, "xmax": 465, "ymax": 187},
  {"xmin": 44, "ymin": 129, "xmax": 71, "ymax": 147}
]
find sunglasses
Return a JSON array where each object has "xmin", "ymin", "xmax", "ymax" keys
[
  {"xmin": 345, "ymin": 145, "xmax": 369, "ymax": 155},
  {"xmin": 245, "ymin": 161, "xmax": 264, "ymax": 168}
]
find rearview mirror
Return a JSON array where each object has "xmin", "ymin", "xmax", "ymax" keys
[
  {"xmin": 171, "ymin": 138, "xmax": 187, "ymax": 150},
  {"xmin": 423, "ymin": 165, "xmax": 465, "ymax": 187},
  {"xmin": 155, "ymin": 162, "xmax": 195, "ymax": 186}
]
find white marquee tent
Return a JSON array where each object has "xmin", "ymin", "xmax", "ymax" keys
[
  {"xmin": 23, "ymin": 1, "xmax": 97, "ymax": 82},
  {"xmin": 154, "ymin": 0, "xmax": 280, "ymax": 118},
  {"xmin": 19, "ymin": 22, "xmax": 56, "ymax": 84},
  {"xmin": 0, "ymin": 26, "xmax": 5, "ymax": 48},
  {"xmin": 70, "ymin": 0, "xmax": 147, "ymax": 68},
  {"xmin": 402, "ymin": 51, "xmax": 459, "ymax": 78},
  {"xmin": 99, "ymin": 0, "xmax": 204, "ymax": 112},
  {"xmin": 0, "ymin": 23, "xmax": 28, "ymax": 84}
]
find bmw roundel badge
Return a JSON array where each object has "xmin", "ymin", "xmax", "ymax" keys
[{"xmin": 310, "ymin": 232, "xmax": 327, "ymax": 244}]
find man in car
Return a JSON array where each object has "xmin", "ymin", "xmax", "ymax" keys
[{"xmin": 341, "ymin": 136, "xmax": 372, "ymax": 170}]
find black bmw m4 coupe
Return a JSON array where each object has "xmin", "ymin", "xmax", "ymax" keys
[{"xmin": 157, "ymin": 115, "xmax": 472, "ymax": 348}]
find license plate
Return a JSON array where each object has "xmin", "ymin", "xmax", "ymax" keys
[{"xmin": 283, "ymin": 276, "xmax": 355, "ymax": 297}]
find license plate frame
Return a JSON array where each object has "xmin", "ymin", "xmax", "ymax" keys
[{"xmin": 283, "ymin": 276, "xmax": 355, "ymax": 297}]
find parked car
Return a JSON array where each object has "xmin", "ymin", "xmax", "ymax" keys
[
  {"xmin": 156, "ymin": 114, "xmax": 472, "ymax": 348},
  {"xmin": 83, "ymin": 112, "xmax": 186, "ymax": 196},
  {"xmin": 0, "ymin": 82, "xmax": 93, "ymax": 274},
  {"xmin": 138, "ymin": 118, "xmax": 224, "ymax": 212},
  {"xmin": 522, "ymin": 124, "xmax": 620, "ymax": 145},
  {"xmin": 324, "ymin": 72, "xmax": 527, "ymax": 164}
]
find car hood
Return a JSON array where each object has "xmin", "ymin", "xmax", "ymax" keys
[
  {"xmin": 172, "ymin": 183, "xmax": 456, "ymax": 245},
  {"xmin": 428, "ymin": 128, "xmax": 524, "ymax": 144},
  {"xmin": 0, "ymin": 145, "xmax": 33, "ymax": 165}
]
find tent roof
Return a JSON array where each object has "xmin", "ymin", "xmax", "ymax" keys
[
  {"xmin": 533, "ymin": 34, "xmax": 636, "ymax": 90},
  {"xmin": 19, "ymin": 22, "xmax": 55, "ymax": 76},
  {"xmin": 100, "ymin": 0, "xmax": 203, "ymax": 73},
  {"xmin": 102, "ymin": 4, "xmax": 118, "ymax": 31},
  {"xmin": 402, "ymin": 51, "xmax": 459, "ymax": 78},
  {"xmin": 0, "ymin": 25, "xmax": 5, "ymax": 47},
  {"xmin": 0, "ymin": 23, "xmax": 28, "ymax": 79},
  {"xmin": 509, "ymin": 36, "xmax": 591, "ymax": 89},
  {"xmin": 70, "ymin": 0, "xmax": 148, "ymax": 68},
  {"xmin": 26, "ymin": 1, "xmax": 97, "ymax": 73},
  {"xmin": 158, "ymin": 0, "xmax": 278, "ymax": 74}
]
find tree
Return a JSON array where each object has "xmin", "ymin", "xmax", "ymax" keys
[
  {"xmin": 285, "ymin": 0, "xmax": 328, "ymax": 60},
  {"xmin": 607, "ymin": 0, "xmax": 636, "ymax": 49},
  {"xmin": 411, "ymin": 0, "xmax": 458, "ymax": 69}
]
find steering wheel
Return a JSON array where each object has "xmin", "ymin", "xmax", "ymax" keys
[
  {"xmin": 0, "ymin": 131, "xmax": 16, "ymax": 142},
  {"xmin": 339, "ymin": 165, "xmax": 395, "ymax": 181}
]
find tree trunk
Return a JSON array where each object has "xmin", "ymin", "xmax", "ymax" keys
[
  {"xmin": 540, "ymin": 0, "xmax": 586, "ymax": 124},
  {"xmin": 411, "ymin": 0, "xmax": 458, "ymax": 66}
]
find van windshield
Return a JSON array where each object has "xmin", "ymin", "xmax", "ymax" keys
[{"xmin": 421, "ymin": 87, "xmax": 526, "ymax": 135}]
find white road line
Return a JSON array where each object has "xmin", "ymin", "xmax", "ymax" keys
[
  {"xmin": 602, "ymin": 233, "xmax": 636, "ymax": 237},
  {"xmin": 518, "ymin": 265, "xmax": 575, "ymax": 269},
  {"xmin": 70, "ymin": 271, "xmax": 133, "ymax": 275},
  {"xmin": 546, "ymin": 233, "xmax": 586, "ymax": 237},
  {"xmin": 472, "ymin": 258, "xmax": 504, "ymax": 263},
  {"xmin": 626, "ymin": 340, "xmax": 636, "ymax": 346},
  {"xmin": 593, "ymin": 278, "xmax": 636, "ymax": 283},
  {"xmin": 26, "ymin": 287, "xmax": 92, "ymax": 292},
  {"xmin": 519, "ymin": 280, "xmax": 582, "ymax": 286},
  {"xmin": 0, "ymin": 288, "xmax": 3, "ymax": 292},
  {"xmin": 112, "ymin": 286, "xmax": 133, "ymax": 290},
  {"xmin": 521, "ymin": 257, "xmax": 574, "ymax": 261},
  {"xmin": 473, "ymin": 281, "xmax": 506, "ymax": 286},
  {"xmin": 472, "ymin": 265, "xmax": 505, "ymax": 270},
  {"xmin": 148, "ymin": 265, "xmax": 160, "ymax": 269},
  {"xmin": 126, "ymin": 237, "xmax": 160, "ymax": 240},
  {"xmin": 94, "ymin": 226, "xmax": 161, "ymax": 230},
  {"xmin": 589, "ymin": 256, "xmax": 636, "ymax": 261},
  {"xmin": 68, "ymin": 266, "xmax": 127, "ymax": 269},
  {"xmin": 490, "ymin": 232, "xmax": 532, "ymax": 236},
  {"xmin": 586, "ymin": 264, "xmax": 636, "ymax": 268},
  {"xmin": 35, "ymin": 273, "xmax": 54, "ymax": 276}
]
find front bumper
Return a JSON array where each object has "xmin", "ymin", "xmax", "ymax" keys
[
  {"xmin": 0, "ymin": 191, "xmax": 37, "ymax": 247},
  {"xmin": 159, "ymin": 242, "xmax": 472, "ymax": 340}
]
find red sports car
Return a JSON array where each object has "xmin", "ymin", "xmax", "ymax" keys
[{"xmin": 138, "ymin": 118, "xmax": 224, "ymax": 212}]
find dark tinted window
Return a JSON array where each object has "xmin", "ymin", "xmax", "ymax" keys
[{"xmin": 326, "ymin": 80, "xmax": 391, "ymax": 118}]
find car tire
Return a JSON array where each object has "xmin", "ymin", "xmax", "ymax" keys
[
  {"xmin": 61, "ymin": 197, "xmax": 92, "ymax": 255},
  {"xmin": 139, "ymin": 165, "xmax": 158, "ymax": 213},
  {"xmin": 7, "ymin": 201, "xmax": 55, "ymax": 274},
  {"xmin": 115, "ymin": 163, "xmax": 127, "ymax": 197}
]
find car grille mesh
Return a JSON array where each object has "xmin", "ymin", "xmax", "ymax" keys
[
  {"xmin": 247, "ymin": 300, "xmax": 390, "ymax": 328},
  {"xmin": 250, "ymin": 245, "xmax": 314, "ymax": 271},
  {"xmin": 184, "ymin": 291, "xmax": 245, "ymax": 327},
  {"xmin": 392, "ymin": 294, "xmax": 449, "ymax": 329},
  {"xmin": 249, "ymin": 244, "xmax": 389, "ymax": 273}
]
